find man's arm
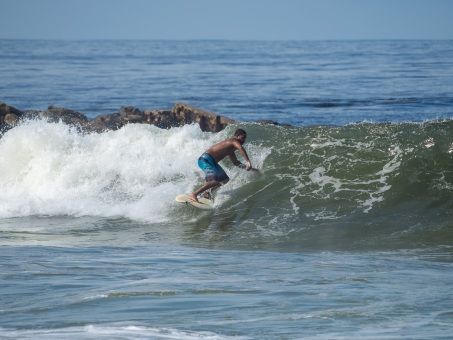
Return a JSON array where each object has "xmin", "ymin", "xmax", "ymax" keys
[
  {"xmin": 229, "ymin": 153, "xmax": 259, "ymax": 172},
  {"xmin": 230, "ymin": 141, "xmax": 252, "ymax": 171},
  {"xmin": 228, "ymin": 152, "xmax": 241, "ymax": 166}
]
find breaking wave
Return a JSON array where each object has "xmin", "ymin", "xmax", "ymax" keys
[{"xmin": 1, "ymin": 119, "xmax": 452, "ymax": 250}]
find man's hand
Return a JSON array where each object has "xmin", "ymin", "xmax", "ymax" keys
[{"xmin": 237, "ymin": 161, "xmax": 258, "ymax": 172}]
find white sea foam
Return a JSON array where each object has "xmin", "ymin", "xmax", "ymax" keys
[
  {"xmin": 0, "ymin": 121, "xmax": 216, "ymax": 221},
  {"xmin": 0, "ymin": 120, "xmax": 266, "ymax": 222}
]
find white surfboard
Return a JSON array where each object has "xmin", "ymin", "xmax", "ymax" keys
[{"xmin": 175, "ymin": 194, "xmax": 214, "ymax": 210}]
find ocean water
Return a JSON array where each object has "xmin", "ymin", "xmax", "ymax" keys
[{"xmin": 1, "ymin": 40, "xmax": 453, "ymax": 339}]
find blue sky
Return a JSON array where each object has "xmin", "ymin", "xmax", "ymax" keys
[{"xmin": 1, "ymin": 0, "xmax": 452, "ymax": 40}]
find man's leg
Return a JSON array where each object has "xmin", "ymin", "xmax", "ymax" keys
[
  {"xmin": 189, "ymin": 180, "xmax": 219, "ymax": 202},
  {"xmin": 190, "ymin": 178, "xmax": 229, "ymax": 202},
  {"xmin": 209, "ymin": 178, "xmax": 229, "ymax": 193}
]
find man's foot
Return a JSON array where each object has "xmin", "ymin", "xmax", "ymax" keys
[
  {"xmin": 188, "ymin": 194, "xmax": 199, "ymax": 203},
  {"xmin": 200, "ymin": 190, "xmax": 213, "ymax": 200}
]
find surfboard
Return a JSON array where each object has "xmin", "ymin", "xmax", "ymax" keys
[{"xmin": 175, "ymin": 194, "xmax": 214, "ymax": 210}]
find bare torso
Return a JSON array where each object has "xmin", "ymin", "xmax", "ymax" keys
[{"xmin": 205, "ymin": 138, "xmax": 243, "ymax": 163}]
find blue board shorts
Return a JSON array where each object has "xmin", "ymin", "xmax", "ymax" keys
[{"xmin": 198, "ymin": 153, "xmax": 229, "ymax": 182}]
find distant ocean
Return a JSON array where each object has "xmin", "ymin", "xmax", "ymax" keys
[{"xmin": 1, "ymin": 40, "xmax": 453, "ymax": 339}]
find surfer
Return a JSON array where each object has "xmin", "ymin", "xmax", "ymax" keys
[{"xmin": 189, "ymin": 129, "xmax": 254, "ymax": 203}]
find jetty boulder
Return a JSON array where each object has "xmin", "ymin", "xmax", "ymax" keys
[
  {"xmin": 0, "ymin": 102, "xmax": 23, "ymax": 133},
  {"xmin": 38, "ymin": 106, "xmax": 89, "ymax": 126},
  {"xmin": 144, "ymin": 103, "xmax": 238, "ymax": 132},
  {"xmin": 172, "ymin": 102, "xmax": 238, "ymax": 132},
  {"xmin": 1, "ymin": 101, "xmax": 285, "ymax": 136},
  {"xmin": 89, "ymin": 113, "xmax": 123, "ymax": 131}
]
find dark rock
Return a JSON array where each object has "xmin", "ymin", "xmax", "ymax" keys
[
  {"xmin": 119, "ymin": 106, "xmax": 142, "ymax": 117},
  {"xmin": 142, "ymin": 103, "xmax": 239, "ymax": 132},
  {"xmin": 4, "ymin": 113, "xmax": 19, "ymax": 126},
  {"xmin": 0, "ymin": 101, "xmax": 288, "ymax": 137},
  {"xmin": 256, "ymin": 120, "xmax": 279, "ymax": 125},
  {"xmin": 143, "ymin": 109, "xmax": 177, "ymax": 129},
  {"xmin": 256, "ymin": 119, "xmax": 292, "ymax": 127},
  {"xmin": 121, "ymin": 114, "xmax": 143, "ymax": 124},
  {"xmin": 21, "ymin": 110, "xmax": 42, "ymax": 121},
  {"xmin": 0, "ymin": 102, "xmax": 22, "ymax": 117},
  {"xmin": 89, "ymin": 113, "xmax": 123, "ymax": 132},
  {"xmin": 40, "ymin": 105, "xmax": 88, "ymax": 126},
  {"xmin": 1, "ymin": 102, "xmax": 24, "ymax": 134},
  {"xmin": 172, "ymin": 102, "xmax": 238, "ymax": 132}
]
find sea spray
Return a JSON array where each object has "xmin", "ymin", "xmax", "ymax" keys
[
  {"xmin": 0, "ymin": 120, "xmax": 267, "ymax": 221},
  {"xmin": 0, "ymin": 121, "xmax": 202, "ymax": 219}
]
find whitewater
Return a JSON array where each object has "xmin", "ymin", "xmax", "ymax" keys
[{"xmin": 1, "ymin": 40, "xmax": 453, "ymax": 339}]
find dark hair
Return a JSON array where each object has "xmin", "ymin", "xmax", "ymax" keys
[{"xmin": 234, "ymin": 129, "xmax": 246, "ymax": 137}]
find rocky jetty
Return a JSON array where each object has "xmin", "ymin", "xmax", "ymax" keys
[{"xmin": 1, "ymin": 101, "xmax": 285, "ymax": 136}]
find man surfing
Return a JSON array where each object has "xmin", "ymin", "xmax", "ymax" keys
[{"xmin": 189, "ymin": 129, "xmax": 256, "ymax": 203}]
